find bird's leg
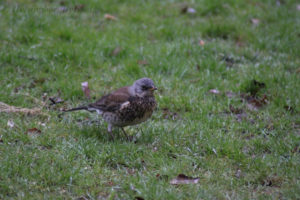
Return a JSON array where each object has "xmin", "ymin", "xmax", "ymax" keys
[
  {"xmin": 107, "ymin": 124, "xmax": 114, "ymax": 140},
  {"xmin": 120, "ymin": 127, "xmax": 129, "ymax": 140}
]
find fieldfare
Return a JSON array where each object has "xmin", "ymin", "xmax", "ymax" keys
[{"xmin": 64, "ymin": 78, "xmax": 157, "ymax": 139}]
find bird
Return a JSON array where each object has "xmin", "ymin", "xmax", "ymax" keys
[{"xmin": 64, "ymin": 77, "xmax": 157, "ymax": 139}]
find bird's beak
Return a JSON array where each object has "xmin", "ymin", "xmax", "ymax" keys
[{"xmin": 149, "ymin": 87, "xmax": 158, "ymax": 91}]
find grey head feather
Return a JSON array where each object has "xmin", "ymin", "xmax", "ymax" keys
[{"xmin": 129, "ymin": 77, "xmax": 157, "ymax": 97}]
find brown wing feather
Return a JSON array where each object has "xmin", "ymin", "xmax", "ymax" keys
[{"xmin": 89, "ymin": 87, "xmax": 130, "ymax": 112}]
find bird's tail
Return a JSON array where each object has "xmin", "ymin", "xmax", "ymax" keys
[{"xmin": 64, "ymin": 106, "xmax": 88, "ymax": 112}]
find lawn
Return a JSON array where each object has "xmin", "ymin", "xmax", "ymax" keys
[{"xmin": 0, "ymin": 0, "xmax": 300, "ymax": 199}]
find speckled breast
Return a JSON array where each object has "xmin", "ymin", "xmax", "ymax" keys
[{"xmin": 103, "ymin": 96, "xmax": 156, "ymax": 127}]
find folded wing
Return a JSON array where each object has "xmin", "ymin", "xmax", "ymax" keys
[{"xmin": 89, "ymin": 87, "xmax": 131, "ymax": 112}]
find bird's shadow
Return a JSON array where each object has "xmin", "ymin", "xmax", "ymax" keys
[
  {"xmin": 59, "ymin": 113, "xmax": 155, "ymax": 143},
  {"xmin": 71, "ymin": 120, "xmax": 154, "ymax": 143}
]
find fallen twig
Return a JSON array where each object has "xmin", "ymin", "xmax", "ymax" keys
[{"xmin": 0, "ymin": 102, "xmax": 49, "ymax": 117}]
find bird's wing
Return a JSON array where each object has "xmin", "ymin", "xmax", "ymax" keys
[{"xmin": 89, "ymin": 87, "xmax": 131, "ymax": 112}]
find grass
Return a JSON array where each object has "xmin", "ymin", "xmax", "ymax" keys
[{"xmin": 0, "ymin": 0, "xmax": 300, "ymax": 199}]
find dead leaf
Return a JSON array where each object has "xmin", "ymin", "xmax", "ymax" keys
[
  {"xmin": 104, "ymin": 14, "xmax": 117, "ymax": 20},
  {"xmin": 170, "ymin": 174, "xmax": 200, "ymax": 185},
  {"xmin": 110, "ymin": 46, "xmax": 122, "ymax": 56},
  {"xmin": 26, "ymin": 128, "xmax": 42, "ymax": 137},
  {"xmin": 181, "ymin": 6, "xmax": 196, "ymax": 14},
  {"xmin": 81, "ymin": 82, "xmax": 91, "ymax": 99},
  {"xmin": 137, "ymin": 60, "xmax": 149, "ymax": 66},
  {"xmin": 251, "ymin": 18, "xmax": 260, "ymax": 25},
  {"xmin": 27, "ymin": 128, "xmax": 42, "ymax": 133},
  {"xmin": 198, "ymin": 40, "xmax": 205, "ymax": 46},
  {"xmin": 244, "ymin": 94, "xmax": 268, "ymax": 111},
  {"xmin": 209, "ymin": 89, "xmax": 220, "ymax": 94},
  {"xmin": 74, "ymin": 4, "xmax": 85, "ymax": 11},
  {"xmin": 7, "ymin": 120, "xmax": 14, "ymax": 128}
]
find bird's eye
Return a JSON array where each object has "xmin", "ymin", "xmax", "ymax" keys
[{"xmin": 142, "ymin": 85, "xmax": 149, "ymax": 91}]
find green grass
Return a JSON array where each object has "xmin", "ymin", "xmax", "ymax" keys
[{"xmin": 0, "ymin": 0, "xmax": 300, "ymax": 199}]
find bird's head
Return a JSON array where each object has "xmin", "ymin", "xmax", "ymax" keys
[{"xmin": 131, "ymin": 77, "xmax": 157, "ymax": 97}]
